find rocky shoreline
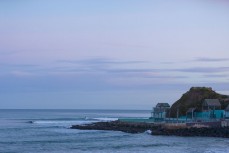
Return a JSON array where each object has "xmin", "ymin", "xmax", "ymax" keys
[
  {"xmin": 151, "ymin": 126, "xmax": 229, "ymax": 138},
  {"xmin": 71, "ymin": 121, "xmax": 158, "ymax": 133},
  {"xmin": 71, "ymin": 121, "xmax": 229, "ymax": 138}
]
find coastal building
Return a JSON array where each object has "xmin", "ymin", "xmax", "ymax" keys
[
  {"xmin": 201, "ymin": 99, "xmax": 222, "ymax": 119},
  {"xmin": 225, "ymin": 105, "xmax": 229, "ymax": 119},
  {"xmin": 151, "ymin": 103, "xmax": 170, "ymax": 121},
  {"xmin": 189, "ymin": 99, "xmax": 224, "ymax": 120},
  {"xmin": 194, "ymin": 110, "xmax": 224, "ymax": 120},
  {"xmin": 202, "ymin": 99, "xmax": 221, "ymax": 111},
  {"xmin": 186, "ymin": 108, "xmax": 197, "ymax": 120},
  {"xmin": 184, "ymin": 99, "xmax": 225, "ymax": 121},
  {"xmin": 150, "ymin": 98, "xmax": 227, "ymax": 123}
]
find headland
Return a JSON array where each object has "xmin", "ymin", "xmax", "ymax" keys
[
  {"xmin": 71, "ymin": 87, "xmax": 229, "ymax": 138},
  {"xmin": 71, "ymin": 120, "xmax": 229, "ymax": 138}
]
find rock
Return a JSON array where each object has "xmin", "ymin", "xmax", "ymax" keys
[
  {"xmin": 170, "ymin": 87, "xmax": 229, "ymax": 117},
  {"xmin": 71, "ymin": 121, "xmax": 158, "ymax": 134},
  {"xmin": 151, "ymin": 127, "xmax": 229, "ymax": 138},
  {"xmin": 71, "ymin": 121, "xmax": 229, "ymax": 138}
]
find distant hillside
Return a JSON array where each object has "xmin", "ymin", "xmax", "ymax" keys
[{"xmin": 170, "ymin": 87, "xmax": 229, "ymax": 118}]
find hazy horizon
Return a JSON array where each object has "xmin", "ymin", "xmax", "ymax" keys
[{"xmin": 1, "ymin": 0, "xmax": 229, "ymax": 109}]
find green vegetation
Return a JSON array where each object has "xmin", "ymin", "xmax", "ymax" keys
[{"xmin": 169, "ymin": 87, "xmax": 229, "ymax": 117}]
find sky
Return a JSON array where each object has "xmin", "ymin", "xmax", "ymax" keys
[{"xmin": 0, "ymin": 0, "xmax": 229, "ymax": 109}]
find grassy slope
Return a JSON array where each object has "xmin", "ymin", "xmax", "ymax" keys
[{"xmin": 170, "ymin": 87, "xmax": 229, "ymax": 117}]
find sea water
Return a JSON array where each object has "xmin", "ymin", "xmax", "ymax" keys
[{"xmin": 0, "ymin": 109, "xmax": 229, "ymax": 153}]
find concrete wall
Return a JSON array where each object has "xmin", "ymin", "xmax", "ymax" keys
[{"xmin": 186, "ymin": 121, "xmax": 222, "ymax": 128}]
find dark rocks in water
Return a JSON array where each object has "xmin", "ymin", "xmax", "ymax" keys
[
  {"xmin": 71, "ymin": 121, "xmax": 159, "ymax": 134},
  {"xmin": 71, "ymin": 121, "xmax": 229, "ymax": 138},
  {"xmin": 151, "ymin": 127, "xmax": 229, "ymax": 138}
]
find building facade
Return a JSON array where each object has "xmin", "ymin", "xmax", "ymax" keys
[
  {"xmin": 202, "ymin": 99, "xmax": 222, "ymax": 119},
  {"xmin": 151, "ymin": 103, "xmax": 170, "ymax": 121},
  {"xmin": 225, "ymin": 105, "xmax": 229, "ymax": 119}
]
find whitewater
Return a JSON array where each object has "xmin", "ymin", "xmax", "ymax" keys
[{"xmin": 0, "ymin": 109, "xmax": 228, "ymax": 153}]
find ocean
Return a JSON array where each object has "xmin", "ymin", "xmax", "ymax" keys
[{"xmin": 0, "ymin": 109, "xmax": 228, "ymax": 153}]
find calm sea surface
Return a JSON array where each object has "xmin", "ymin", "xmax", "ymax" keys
[{"xmin": 0, "ymin": 109, "xmax": 228, "ymax": 153}]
